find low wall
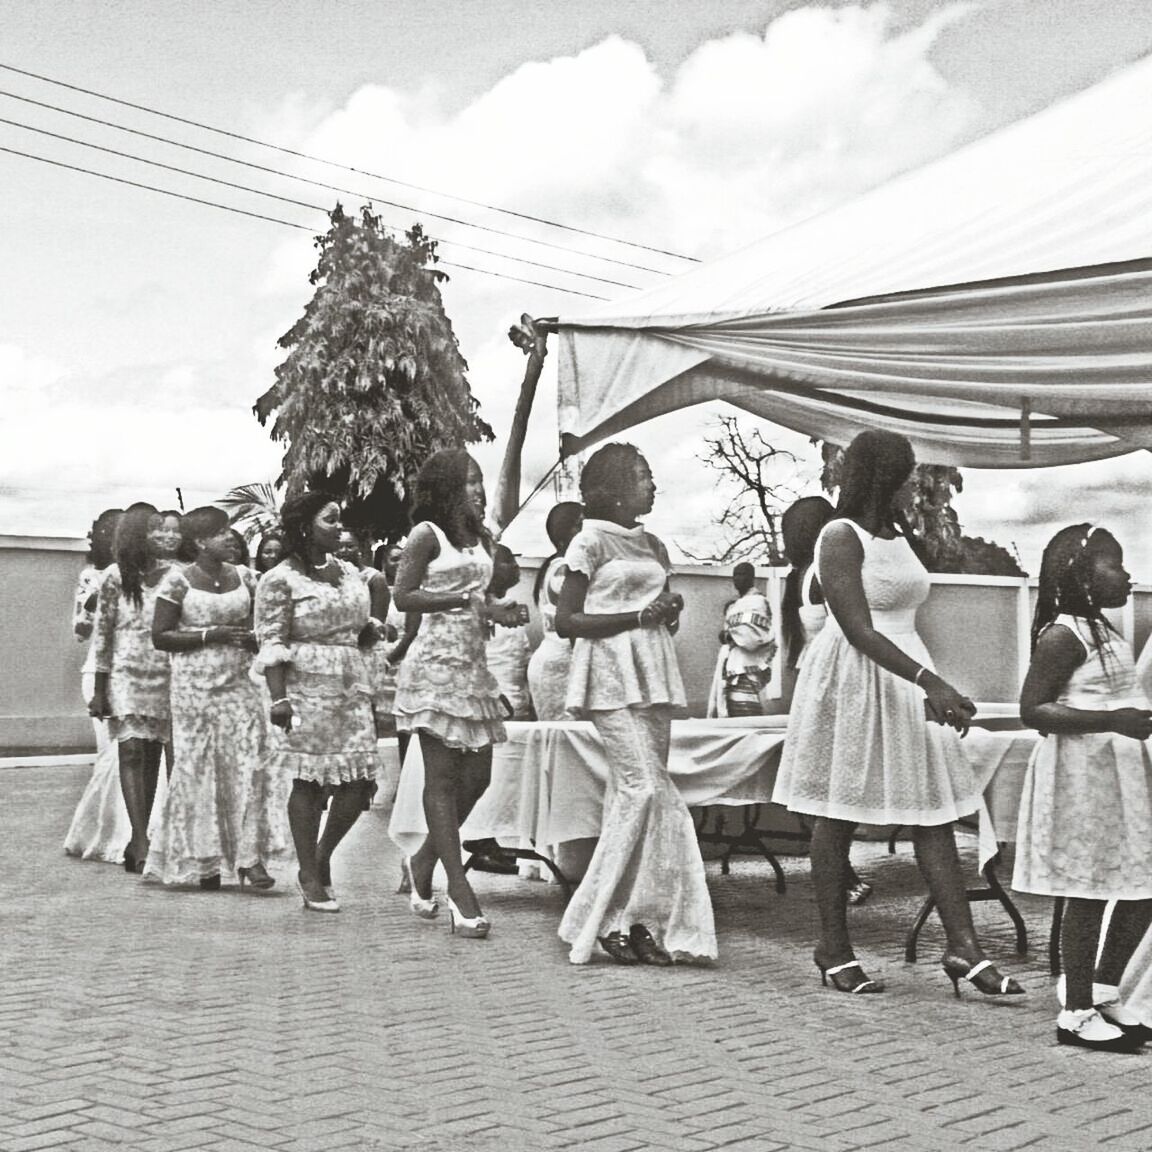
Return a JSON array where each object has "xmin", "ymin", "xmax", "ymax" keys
[{"xmin": 4, "ymin": 535, "xmax": 1151, "ymax": 753}]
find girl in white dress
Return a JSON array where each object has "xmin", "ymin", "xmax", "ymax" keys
[
  {"xmin": 775, "ymin": 431, "xmax": 1021, "ymax": 997},
  {"xmin": 64, "ymin": 509, "xmax": 126, "ymax": 863},
  {"xmin": 527, "ymin": 502, "xmax": 583, "ymax": 720},
  {"xmin": 1015, "ymin": 525, "xmax": 1152, "ymax": 1052},
  {"xmin": 556, "ymin": 443, "xmax": 716, "ymax": 966},
  {"xmin": 255, "ymin": 493, "xmax": 380, "ymax": 913},
  {"xmin": 88, "ymin": 503, "xmax": 180, "ymax": 872},
  {"xmin": 779, "ymin": 495, "xmax": 872, "ymax": 906},
  {"xmin": 392, "ymin": 450, "xmax": 526, "ymax": 938},
  {"xmin": 148, "ymin": 506, "xmax": 290, "ymax": 890}
]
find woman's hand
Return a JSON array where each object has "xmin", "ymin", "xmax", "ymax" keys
[
  {"xmin": 1110, "ymin": 708, "xmax": 1152, "ymax": 740},
  {"xmin": 206, "ymin": 625, "xmax": 254, "ymax": 648},
  {"xmin": 75, "ymin": 620, "xmax": 94, "ymax": 641},
  {"xmin": 87, "ymin": 689, "xmax": 110, "ymax": 720},
  {"xmin": 358, "ymin": 620, "xmax": 382, "ymax": 648},
  {"xmin": 269, "ymin": 699, "xmax": 295, "ymax": 731},
  {"xmin": 920, "ymin": 671, "xmax": 977, "ymax": 734},
  {"xmin": 487, "ymin": 600, "xmax": 529, "ymax": 628}
]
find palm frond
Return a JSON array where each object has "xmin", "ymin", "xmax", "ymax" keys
[{"xmin": 218, "ymin": 482, "xmax": 282, "ymax": 541}]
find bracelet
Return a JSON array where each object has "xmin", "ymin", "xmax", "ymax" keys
[
  {"xmin": 637, "ymin": 609, "xmax": 645, "ymax": 628},
  {"xmin": 913, "ymin": 666, "xmax": 928, "ymax": 687},
  {"xmin": 270, "ymin": 697, "xmax": 289, "ymax": 707}
]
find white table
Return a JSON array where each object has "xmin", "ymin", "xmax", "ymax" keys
[{"xmin": 387, "ymin": 717, "xmax": 790, "ymax": 865}]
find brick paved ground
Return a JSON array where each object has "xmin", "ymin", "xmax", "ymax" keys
[{"xmin": 2, "ymin": 763, "xmax": 1151, "ymax": 1152}]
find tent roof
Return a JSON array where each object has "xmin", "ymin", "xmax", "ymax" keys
[{"xmin": 555, "ymin": 55, "xmax": 1152, "ymax": 467}]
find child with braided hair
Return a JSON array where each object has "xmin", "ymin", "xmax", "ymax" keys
[{"xmin": 1016, "ymin": 524, "xmax": 1152, "ymax": 1052}]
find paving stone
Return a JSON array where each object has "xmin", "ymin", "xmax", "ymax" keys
[{"xmin": 6, "ymin": 763, "xmax": 1152, "ymax": 1152}]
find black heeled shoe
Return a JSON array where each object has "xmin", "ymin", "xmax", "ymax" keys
[
  {"xmin": 598, "ymin": 932, "xmax": 639, "ymax": 964},
  {"xmin": 629, "ymin": 924, "xmax": 673, "ymax": 966},
  {"xmin": 238, "ymin": 864, "xmax": 275, "ymax": 891},
  {"xmin": 815, "ymin": 955, "xmax": 885, "ymax": 994},
  {"xmin": 199, "ymin": 874, "xmax": 221, "ymax": 891},
  {"xmin": 122, "ymin": 846, "xmax": 145, "ymax": 874},
  {"xmin": 941, "ymin": 955, "xmax": 1024, "ymax": 999}
]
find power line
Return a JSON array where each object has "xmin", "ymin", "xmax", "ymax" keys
[
  {"xmin": 0, "ymin": 87, "xmax": 672, "ymax": 279},
  {"xmin": 0, "ymin": 114, "xmax": 643, "ymax": 290},
  {"xmin": 0, "ymin": 60, "xmax": 699, "ymax": 263},
  {"xmin": 0, "ymin": 144, "xmax": 610, "ymax": 300}
]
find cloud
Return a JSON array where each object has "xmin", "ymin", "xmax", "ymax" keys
[{"xmin": 9, "ymin": 4, "xmax": 1003, "ymax": 549}]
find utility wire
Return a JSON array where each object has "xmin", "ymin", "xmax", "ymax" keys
[
  {"xmin": 0, "ymin": 61, "xmax": 699, "ymax": 263},
  {"xmin": 0, "ymin": 87, "xmax": 673, "ymax": 278},
  {"xmin": 0, "ymin": 114, "xmax": 642, "ymax": 290},
  {"xmin": 0, "ymin": 144, "xmax": 610, "ymax": 300}
]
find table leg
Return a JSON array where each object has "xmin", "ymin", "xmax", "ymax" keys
[
  {"xmin": 464, "ymin": 846, "xmax": 573, "ymax": 903},
  {"xmin": 903, "ymin": 855, "xmax": 1029, "ymax": 963}
]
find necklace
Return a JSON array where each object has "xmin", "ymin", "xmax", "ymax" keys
[
  {"xmin": 195, "ymin": 562, "xmax": 224, "ymax": 590},
  {"xmin": 312, "ymin": 554, "xmax": 330, "ymax": 570}
]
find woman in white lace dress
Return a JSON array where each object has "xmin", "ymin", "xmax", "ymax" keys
[
  {"xmin": 555, "ymin": 444, "xmax": 716, "ymax": 966},
  {"xmin": 64, "ymin": 508, "xmax": 125, "ymax": 863},
  {"xmin": 88, "ymin": 503, "xmax": 179, "ymax": 872},
  {"xmin": 146, "ymin": 506, "xmax": 290, "ymax": 891},
  {"xmin": 527, "ymin": 502, "xmax": 583, "ymax": 721},
  {"xmin": 255, "ymin": 493, "xmax": 380, "ymax": 913},
  {"xmin": 775, "ymin": 431, "xmax": 1021, "ymax": 998},
  {"xmin": 392, "ymin": 450, "xmax": 526, "ymax": 938}
]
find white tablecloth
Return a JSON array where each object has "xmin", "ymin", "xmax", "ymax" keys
[
  {"xmin": 387, "ymin": 718, "xmax": 787, "ymax": 859},
  {"xmin": 386, "ymin": 715, "xmax": 1039, "ymax": 868}
]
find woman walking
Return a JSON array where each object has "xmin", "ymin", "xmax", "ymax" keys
[
  {"xmin": 254, "ymin": 492, "xmax": 379, "ymax": 912},
  {"xmin": 88, "ymin": 503, "xmax": 178, "ymax": 872},
  {"xmin": 526, "ymin": 501, "xmax": 583, "ymax": 720},
  {"xmin": 64, "ymin": 508, "xmax": 126, "ymax": 862},
  {"xmin": 146, "ymin": 506, "xmax": 288, "ymax": 890},
  {"xmin": 555, "ymin": 443, "xmax": 716, "ymax": 966},
  {"xmin": 391, "ymin": 449, "xmax": 524, "ymax": 938},
  {"xmin": 774, "ymin": 431, "xmax": 1021, "ymax": 997}
]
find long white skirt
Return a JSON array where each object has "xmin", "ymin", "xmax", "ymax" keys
[{"xmin": 557, "ymin": 705, "xmax": 717, "ymax": 964}]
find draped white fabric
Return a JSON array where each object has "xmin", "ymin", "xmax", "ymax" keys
[{"xmin": 557, "ymin": 56, "xmax": 1152, "ymax": 467}]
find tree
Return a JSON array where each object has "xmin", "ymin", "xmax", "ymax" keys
[
  {"xmin": 685, "ymin": 416, "xmax": 801, "ymax": 563},
  {"xmin": 217, "ymin": 482, "xmax": 281, "ymax": 541},
  {"xmin": 254, "ymin": 204, "xmax": 493, "ymax": 542},
  {"xmin": 819, "ymin": 443, "xmax": 1025, "ymax": 576}
]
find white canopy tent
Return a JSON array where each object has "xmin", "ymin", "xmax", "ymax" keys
[{"xmin": 555, "ymin": 55, "xmax": 1152, "ymax": 468}]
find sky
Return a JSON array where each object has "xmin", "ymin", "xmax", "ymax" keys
[{"xmin": 3, "ymin": 0, "xmax": 1152, "ymax": 573}]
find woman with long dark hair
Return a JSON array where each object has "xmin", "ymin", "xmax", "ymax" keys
[
  {"xmin": 254, "ymin": 492, "xmax": 379, "ymax": 912},
  {"xmin": 774, "ymin": 431, "xmax": 1021, "ymax": 997},
  {"xmin": 527, "ymin": 501, "xmax": 583, "ymax": 720},
  {"xmin": 392, "ymin": 449, "xmax": 525, "ymax": 939},
  {"xmin": 148, "ymin": 506, "xmax": 288, "ymax": 891},
  {"xmin": 64, "ymin": 508, "xmax": 127, "ymax": 863},
  {"xmin": 88, "ymin": 503, "xmax": 178, "ymax": 871},
  {"xmin": 555, "ymin": 443, "xmax": 715, "ymax": 966}
]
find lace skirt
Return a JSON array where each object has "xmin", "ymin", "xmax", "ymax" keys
[{"xmin": 558, "ymin": 705, "xmax": 717, "ymax": 964}]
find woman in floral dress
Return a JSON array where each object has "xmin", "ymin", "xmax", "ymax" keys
[
  {"xmin": 146, "ymin": 506, "xmax": 288, "ymax": 890},
  {"xmin": 392, "ymin": 449, "xmax": 526, "ymax": 938},
  {"xmin": 64, "ymin": 508, "xmax": 125, "ymax": 863},
  {"xmin": 255, "ymin": 492, "xmax": 379, "ymax": 913},
  {"xmin": 88, "ymin": 503, "xmax": 179, "ymax": 872}
]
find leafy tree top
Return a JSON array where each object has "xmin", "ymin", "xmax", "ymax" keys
[{"xmin": 254, "ymin": 204, "xmax": 493, "ymax": 541}]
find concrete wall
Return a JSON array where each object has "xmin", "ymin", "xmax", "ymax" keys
[
  {"xmin": 0, "ymin": 536, "xmax": 91, "ymax": 753},
  {"xmin": 5, "ymin": 535, "xmax": 1152, "ymax": 752}
]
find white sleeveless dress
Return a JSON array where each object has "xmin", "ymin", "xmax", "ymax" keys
[
  {"xmin": 773, "ymin": 519, "xmax": 980, "ymax": 825},
  {"xmin": 1013, "ymin": 615, "xmax": 1152, "ymax": 899}
]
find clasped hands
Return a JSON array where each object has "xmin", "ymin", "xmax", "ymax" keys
[
  {"xmin": 919, "ymin": 670, "xmax": 977, "ymax": 736},
  {"xmin": 640, "ymin": 591, "xmax": 684, "ymax": 629}
]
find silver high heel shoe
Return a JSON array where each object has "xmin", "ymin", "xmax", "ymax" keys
[
  {"xmin": 296, "ymin": 875, "xmax": 340, "ymax": 913},
  {"xmin": 400, "ymin": 857, "xmax": 438, "ymax": 919},
  {"xmin": 446, "ymin": 895, "xmax": 490, "ymax": 939}
]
